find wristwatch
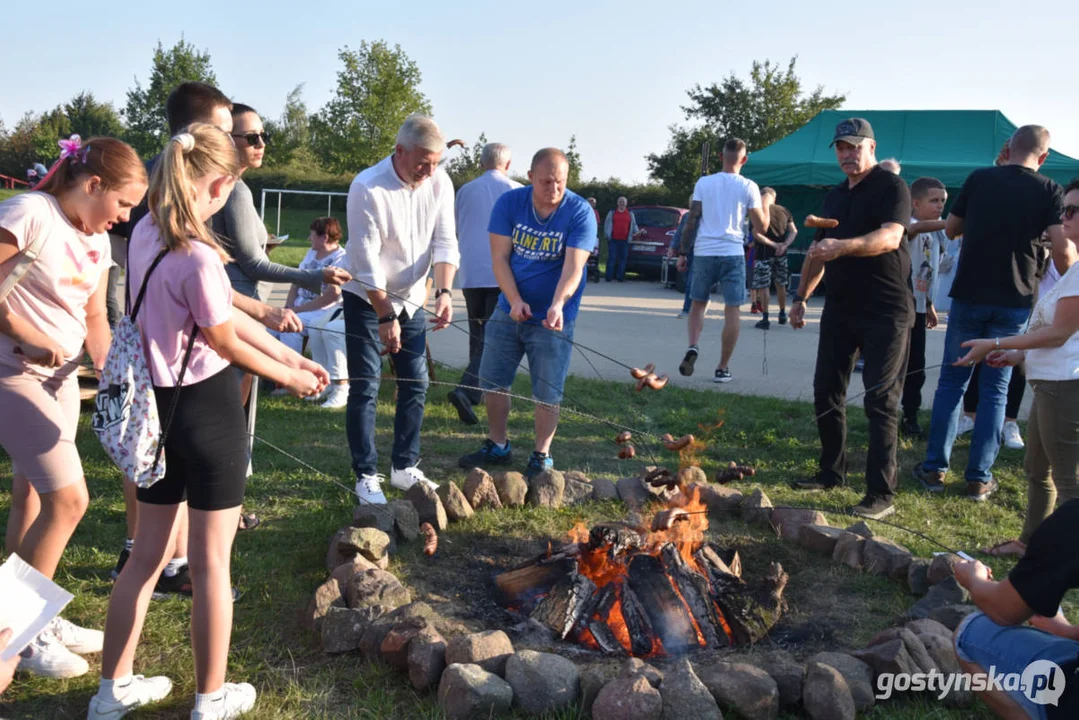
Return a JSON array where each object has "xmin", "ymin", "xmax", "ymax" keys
[
  {"xmin": 435, "ymin": 288, "xmax": 452, "ymax": 299},
  {"xmin": 378, "ymin": 311, "xmax": 398, "ymax": 325},
  {"xmin": 792, "ymin": 294, "xmax": 805, "ymax": 304}
]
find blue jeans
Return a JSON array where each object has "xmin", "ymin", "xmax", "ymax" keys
[
  {"xmin": 343, "ymin": 291, "xmax": 428, "ymax": 476},
  {"xmin": 955, "ymin": 611, "xmax": 1079, "ymax": 720},
  {"xmin": 924, "ymin": 300, "xmax": 1030, "ymax": 482},
  {"xmin": 479, "ymin": 307, "xmax": 574, "ymax": 405},
  {"xmin": 690, "ymin": 255, "xmax": 746, "ymax": 306},
  {"xmin": 606, "ymin": 239, "xmax": 629, "ymax": 281},
  {"xmin": 681, "ymin": 254, "xmax": 694, "ymax": 313}
]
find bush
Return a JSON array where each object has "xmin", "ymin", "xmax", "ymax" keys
[{"xmin": 244, "ymin": 165, "xmax": 354, "ymax": 211}]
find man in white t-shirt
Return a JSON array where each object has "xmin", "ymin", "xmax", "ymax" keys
[{"xmin": 674, "ymin": 138, "xmax": 768, "ymax": 383}]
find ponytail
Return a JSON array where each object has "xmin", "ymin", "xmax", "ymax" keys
[{"xmin": 147, "ymin": 122, "xmax": 239, "ymax": 259}]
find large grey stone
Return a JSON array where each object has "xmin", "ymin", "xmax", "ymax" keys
[
  {"xmin": 803, "ymin": 662, "xmax": 855, "ymax": 720},
  {"xmin": 462, "ymin": 467, "xmax": 503, "ymax": 510},
  {"xmin": 320, "ymin": 606, "xmax": 368, "ymax": 654},
  {"xmin": 351, "ymin": 527, "xmax": 391, "ymax": 563},
  {"xmin": 928, "ymin": 553, "xmax": 962, "ymax": 586},
  {"xmin": 380, "ymin": 617, "xmax": 440, "ymax": 670},
  {"xmin": 357, "ymin": 602, "xmax": 438, "ymax": 661},
  {"xmin": 437, "ymin": 482, "xmax": 474, "ymax": 522},
  {"xmin": 408, "ymin": 633, "xmax": 447, "ymax": 691},
  {"xmin": 660, "ymin": 658, "xmax": 722, "ymax": 720},
  {"xmin": 592, "ymin": 675, "xmax": 662, "ymax": 720},
  {"xmin": 438, "ymin": 663, "xmax": 513, "ymax": 720},
  {"xmin": 853, "ymin": 638, "xmax": 920, "ymax": 676},
  {"xmin": 908, "ymin": 576, "xmax": 971, "ymax": 619},
  {"xmin": 798, "ymin": 524, "xmax": 847, "ymax": 556},
  {"xmin": 590, "ymin": 477, "xmax": 619, "ymax": 500},
  {"xmin": 751, "ymin": 649, "xmax": 804, "ymax": 709},
  {"xmin": 929, "ymin": 603, "xmax": 978, "ymax": 630},
  {"xmin": 406, "ymin": 483, "xmax": 448, "ymax": 531},
  {"xmin": 330, "ymin": 557, "xmax": 377, "ymax": 600},
  {"xmin": 906, "ymin": 618, "xmax": 954, "ymax": 639},
  {"xmin": 699, "ymin": 483, "xmax": 743, "ymax": 514},
  {"xmin": 832, "ymin": 532, "xmax": 866, "ymax": 569},
  {"xmin": 305, "ymin": 576, "xmax": 344, "ymax": 633},
  {"xmin": 620, "ymin": 657, "xmax": 664, "ymax": 688},
  {"xmin": 918, "ymin": 632, "xmax": 973, "ymax": 707},
  {"xmin": 868, "ymin": 627, "xmax": 938, "ymax": 674},
  {"xmin": 698, "ymin": 660, "xmax": 776, "ymax": 720},
  {"xmin": 677, "ymin": 465, "xmax": 708, "ymax": 486},
  {"xmin": 580, "ymin": 666, "xmax": 613, "ymax": 716},
  {"xmin": 352, "ymin": 505, "xmax": 395, "ymax": 536},
  {"xmin": 347, "ymin": 568, "xmax": 411, "ymax": 616},
  {"xmin": 504, "ymin": 649, "xmax": 580, "ymax": 714},
  {"xmin": 445, "ymin": 630, "xmax": 515, "ymax": 677},
  {"xmin": 494, "ymin": 471, "xmax": 528, "ymax": 507},
  {"xmin": 908, "ymin": 558, "xmax": 932, "ymax": 596},
  {"xmin": 863, "ymin": 537, "xmax": 914, "ymax": 580},
  {"xmin": 388, "ymin": 499, "xmax": 420, "ymax": 542},
  {"xmin": 326, "ymin": 526, "xmax": 388, "ymax": 570},
  {"xmin": 742, "ymin": 488, "xmax": 773, "ymax": 525},
  {"xmin": 563, "ymin": 474, "xmax": 594, "ymax": 505},
  {"xmin": 808, "ymin": 651, "xmax": 875, "ymax": 712},
  {"xmin": 526, "ymin": 469, "xmax": 565, "ymax": 508},
  {"xmin": 770, "ymin": 508, "xmax": 827, "ymax": 541},
  {"xmin": 617, "ymin": 476, "xmax": 649, "ymax": 506},
  {"xmin": 845, "ymin": 521, "xmax": 874, "ymax": 538}
]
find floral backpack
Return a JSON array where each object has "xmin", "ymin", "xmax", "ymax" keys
[{"xmin": 91, "ymin": 249, "xmax": 197, "ymax": 488}]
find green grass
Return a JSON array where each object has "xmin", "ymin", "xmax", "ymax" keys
[
  {"xmin": 1, "ymin": 367, "xmax": 1069, "ymax": 719},
  {"xmin": 0, "ymin": 188, "xmax": 25, "ymax": 202},
  {"xmin": 262, "ymin": 204, "xmax": 348, "ymax": 269}
]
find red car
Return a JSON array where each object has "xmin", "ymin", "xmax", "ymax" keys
[{"xmin": 625, "ymin": 205, "xmax": 688, "ymax": 276}]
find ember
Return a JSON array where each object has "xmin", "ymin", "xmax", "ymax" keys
[{"xmin": 494, "ymin": 484, "xmax": 788, "ymax": 656}]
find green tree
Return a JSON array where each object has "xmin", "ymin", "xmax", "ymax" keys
[
  {"xmin": 31, "ymin": 108, "xmax": 74, "ymax": 163},
  {"xmin": 309, "ymin": 41, "xmax": 432, "ymax": 174},
  {"xmin": 647, "ymin": 57, "xmax": 845, "ymax": 199},
  {"xmin": 64, "ymin": 92, "xmax": 124, "ymax": 139},
  {"xmin": 122, "ymin": 38, "xmax": 217, "ymax": 157},
  {"xmin": 444, "ymin": 132, "xmax": 487, "ymax": 188},
  {"xmin": 565, "ymin": 135, "xmax": 583, "ymax": 187},
  {"xmin": 264, "ymin": 84, "xmax": 313, "ymax": 168}
]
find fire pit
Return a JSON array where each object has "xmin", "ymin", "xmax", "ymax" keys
[{"xmin": 494, "ymin": 487, "xmax": 789, "ymax": 657}]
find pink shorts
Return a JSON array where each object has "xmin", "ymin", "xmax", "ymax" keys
[{"xmin": 0, "ymin": 365, "xmax": 83, "ymax": 493}]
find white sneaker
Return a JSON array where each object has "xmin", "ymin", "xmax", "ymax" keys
[
  {"xmin": 957, "ymin": 414, "xmax": 975, "ymax": 435},
  {"xmin": 88, "ymin": 674, "xmax": 173, "ymax": 718},
  {"xmin": 18, "ymin": 630, "xmax": 89, "ymax": 678},
  {"xmin": 49, "ymin": 616, "xmax": 103, "ymax": 655},
  {"xmin": 190, "ymin": 682, "xmax": 257, "ymax": 720},
  {"xmin": 320, "ymin": 384, "xmax": 349, "ymax": 409},
  {"xmin": 1003, "ymin": 420, "xmax": 1025, "ymax": 449},
  {"xmin": 355, "ymin": 474, "xmax": 387, "ymax": 505},
  {"xmin": 390, "ymin": 464, "xmax": 438, "ymax": 492},
  {"xmin": 303, "ymin": 388, "xmax": 327, "ymax": 402}
]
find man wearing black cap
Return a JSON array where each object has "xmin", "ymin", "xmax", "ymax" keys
[{"xmin": 789, "ymin": 118, "xmax": 912, "ymax": 520}]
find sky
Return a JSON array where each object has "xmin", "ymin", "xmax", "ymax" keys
[{"xmin": 4, "ymin": 0, "xmax": 1078, "ymax": 183}]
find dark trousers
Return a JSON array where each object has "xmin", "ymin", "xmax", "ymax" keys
[
  {"xmin": 458, "ymin": 287, "xmax": 502, "ymax": 405},
  {"xmin": 902, "ymin": 312, "xmax": 927, "ymax": 418},
  {"xmin": 814, "ymin": 303, "xmax": 910, "ymax": 500},
  {"xmin": 106, "ymin": 264, "xmax": 123, "ymax": 328},
  {"xmin": 343, "ymin": 292, "xmax": 428, "ymax": 476},
  {"xmin": 964, "ymin": 362, "xmax": 1027, "ymax": 419},
  {"xmin": 606, "ymin": 239, "xmax": 629, "ymax": 281}
]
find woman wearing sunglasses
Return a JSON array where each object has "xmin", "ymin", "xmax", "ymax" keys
[
  {"xmin": 956, "ymin": 179, "xmax": 1079, "ymax": 558},
  {"xmin": 210, "ymin": 104, "xmax": 350, "ymax": 530}
]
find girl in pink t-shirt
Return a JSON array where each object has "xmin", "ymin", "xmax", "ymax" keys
[
  {"xmin": 90, "ymin": 124, "xmax": 327, "ymax": 720},
  {"xmin": 0, "ymin": 136, "xmax": 148, "ymax": 679}
]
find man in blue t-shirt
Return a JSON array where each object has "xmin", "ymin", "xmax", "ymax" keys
[{"xmin": 457, "ymin": 148, "xmax": 597, "ymax": 478}]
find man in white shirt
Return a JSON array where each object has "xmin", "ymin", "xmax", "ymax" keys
[
  {"xmin": 447, "ymin": 143, "xmax": 521, "ymax": 425},
  {"xmin": 342, "ymin": 115, "xmax": 460, "ymax": 504},
  {"xmin": 675, "ymin": 138, "xmax": 768, "ymax": 383}
]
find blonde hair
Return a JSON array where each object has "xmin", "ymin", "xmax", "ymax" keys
[{"xmin": 148, "ymin": 122, "xmax": 239, "ymax": 258}]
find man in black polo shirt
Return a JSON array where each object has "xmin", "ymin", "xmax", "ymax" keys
[
  {"xmin": 953, "ymin": 499, "xmax": 1079, "ymax": 720},
  {"xmin": 913, "ymin": 125, "xmax": 1065, "ymax": 501},
  {"xmin": 789, "ymin": 117, "xmax": 912, "ymax": 520}
]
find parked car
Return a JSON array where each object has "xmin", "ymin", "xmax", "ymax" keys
[{"xmin": 625, "ymin": 205, "xmax": 688, "ymax": 276}]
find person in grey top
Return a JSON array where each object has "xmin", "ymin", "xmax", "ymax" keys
[{"xmin": 446, "ymin": 142, "xmax": 521, "ymax": 425}]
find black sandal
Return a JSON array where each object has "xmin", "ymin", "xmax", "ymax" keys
[{"xmin": 237, "ymin": 513, "xmax": 261, "ymax": 531}]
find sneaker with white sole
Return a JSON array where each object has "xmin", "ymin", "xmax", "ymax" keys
[
  {"xmin": 319, "ymin": 384, "xmax": 349, "ymax": 409},
  {"xmin": 88, "ymin": 674, "xmax": 173, "ymax": 718},
  {"xmin": 48, "ymin": 616, "xmax": 103, "ymax": 655},
  {"xmin": 190, "ymin": 682, "xmax": 257, "ymax": 720},
  {"xmin": 303, "ymin": 388, "xmax": 327, "ymax": 403},
  {"xmin": 355, "ymin": 474, "xmax": 388, "ymax": 505},
  {"xmin": 957, "ymin": 414, "xmax": 975, "ymax": 435},
  {"xmin": 1002, "ymin": 420, "xmax": 1024, "ymax": 449},
  {"xmin": 18, "ymin": 630, "xmax": 89, "ymax": 678},
  {"xmin": 391, "ymin": 465, "xmax": 438, "ymax": 492}
]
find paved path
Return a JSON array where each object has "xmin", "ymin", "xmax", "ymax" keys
[{"xmin": 266, "ymin": 279, "xmax": 1031, "ymax": 417}]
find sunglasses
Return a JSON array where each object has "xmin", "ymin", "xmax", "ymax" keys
[
  {"xmin": 1063, "ymin": 205, "xmax": 1079, "ymax": 221},
  {"xmin": 231, "ymin": 131, "xmax": 269, "ymax": 147}
]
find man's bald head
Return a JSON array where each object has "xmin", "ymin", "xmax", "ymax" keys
[
  {"xmin": 1009, "ymin": 125, "xmax": 1051, "ymax": 159},
  {"xmin": 531, "ymin": 147, "xmax": 568, "ymax": 171}
]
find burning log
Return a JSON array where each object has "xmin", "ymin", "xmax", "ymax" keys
[
  {"xmin": 493, "ymin": 551, "xmax": 576, "ymax": 608},
  {"xmin": 696, "ymin": 543, "xmax": 742, "ymax": 580},
  {"xmin": 588, "ymin": 524, "xmax": 642, "ymax": 557},
  {"xmin": 531, "ymin": 569, "xmax": 597, "ymax": 639},
  {"xmin": 708, "ymin": 561, "xmax": 788, "ymax": 646},
  {"xmin": 660, "ymin": 545, "xmax": 729, "ymax": 648},
  {"xmin": 627, "ymin": 553, "xmax": 699, "ymax": 655},
  {"xmin": 587, "ymin": 619, "xmax": 626, "ymax": 654},
  {"xmin": 619, "ymin": 586, "xmax": 657, "ymax": 657}
]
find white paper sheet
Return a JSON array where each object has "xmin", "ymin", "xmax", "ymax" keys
[{"xmin": 0, "ymin": 554, "xmax": 74, "ymax": 661}]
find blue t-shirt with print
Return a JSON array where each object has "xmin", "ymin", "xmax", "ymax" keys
[{"xmin": 488, "ymin": 187, "xmax": 598, "ymax": 324}]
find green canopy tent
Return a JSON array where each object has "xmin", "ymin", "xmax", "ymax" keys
[{"xmin": 742, "ymin": 109, "xmax": 1079, "ymax": 268}]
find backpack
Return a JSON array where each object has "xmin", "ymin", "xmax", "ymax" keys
[
  {"xmin": 0, "ymin": 220, "xmax": 48, "ymax": 304},
  {"xmin": 91, "ymin": 249, "xmax": 197, "ymax": 488}
]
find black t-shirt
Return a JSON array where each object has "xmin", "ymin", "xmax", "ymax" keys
[
  {"xmin": 815, "ymin": 165, "xmax": 913, "ymax": 322},
  {"xmin": 949, "ymin": 165, "xmax": 1064, "ymax": 309},
  {"xmin": 1008, "ymin": 499, "xmax": 1079, "ymax": 720},
  {"xmin": 756, "ymin": 204, "xmax": 793, "ymax": 261}
]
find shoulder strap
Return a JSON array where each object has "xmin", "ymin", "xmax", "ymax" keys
[
  {"xmin": 0, "ymin": 228, "xmax": 50, "ymax": 304},
  {"xmin": 128, "ymin": 249, "xmax": 169, "ymax": 320},
  {"xmin": 149, "ymin": 322, "xmax": 200, "ymax": 476}
]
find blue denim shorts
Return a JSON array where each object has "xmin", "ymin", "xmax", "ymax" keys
[
  {"xmin": 955, "ymin": 611, "xmax": 1079, "ymax": 719},
  {"xmin": 690, "ymin": 254, "xmax": 746, "ymax": 306},
  {"xmin": 478, "ymin": 307, "xmax": 574, "ymax": 405}
]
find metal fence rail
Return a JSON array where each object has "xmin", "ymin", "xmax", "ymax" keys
[{"xmin": 258, "ymin": 187, "xmax": 349, "ymax": 236}]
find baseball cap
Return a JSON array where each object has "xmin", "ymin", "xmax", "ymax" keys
[{"xmin": 830, "ymin": 118, "xmax": 874, "ymax": 147}]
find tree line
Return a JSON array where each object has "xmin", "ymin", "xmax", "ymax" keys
[{"xmin": 0, "ymin": 39, "xmax": 843, "ymax": 208}]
